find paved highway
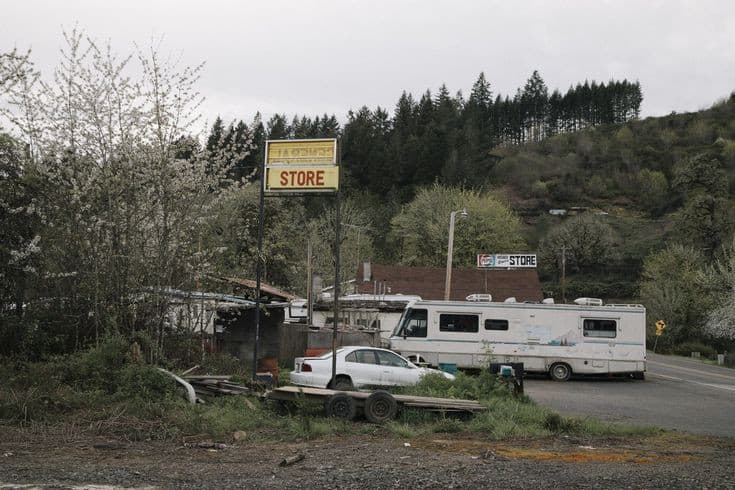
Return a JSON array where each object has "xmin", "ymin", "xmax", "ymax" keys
[{"xmin": 524, "ymin": 352, "xmax": 735, "ymax": 437}]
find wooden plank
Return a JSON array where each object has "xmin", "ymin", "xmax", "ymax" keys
[
  {"xmin": 268, "ymin": 385, "xmax": 486, "ymax": 412},
  {"xmin": 181, "ymin": 365, "xmax": 200, "ymax": 376}
]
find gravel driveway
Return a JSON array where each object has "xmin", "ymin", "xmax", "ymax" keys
[{"xmin": 1, "ymin": 429, "xmax": 733, "ymax": 489}]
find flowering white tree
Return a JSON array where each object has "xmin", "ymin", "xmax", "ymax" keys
[
  {"xmin": 702, "ymin": 237, "xmax": 735, "ymax": 341},
  {"xmin": 1, "ymin": 30, "xmax": 250, "ymax": 358}
]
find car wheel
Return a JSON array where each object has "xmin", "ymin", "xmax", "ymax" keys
[
  {"xmin": 325, "ymin": 393, "xmax": 357, "ymax": 420},
  {"xmin": 364, "ymin": 390, "xmax": 398, "ymax": 424},
  {"xmin": 549, "ymin": 362, "xmax": 572, "ymax": 382},
  {"xmin": 331, "ymin": 376, "xmax": 354, "ymax": 391}
]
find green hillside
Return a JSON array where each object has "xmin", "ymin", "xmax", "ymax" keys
[{"xmin": 493, "ymin": 94, "xmax": 735, "ymax": 300}]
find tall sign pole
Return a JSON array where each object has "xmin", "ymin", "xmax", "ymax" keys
[
  {"xmin": 259, "ymin": 138, "xmax": 339, "ymax": 382},
  {"xmin": 331, "ymin": 185, "xmax": 341, "ymax": 388},
  {"xmin": 252, "ymin": 154, "xmax": 266, "ymax": 379}
]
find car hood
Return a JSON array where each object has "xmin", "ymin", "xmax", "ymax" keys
[{"xmin": 418, "ymin": 367, "xmax": 456, "ymax": 381}]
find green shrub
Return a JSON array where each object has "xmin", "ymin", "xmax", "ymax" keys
[
  {"xmin": 673, "ymin": 342, "xmax": 717, "ymax": 358},
  {"xmin": 391, "ymin": 371, "xmax": 510, "ymax": 401},
  {"xmin": 115, "ymin": 365, "xmax": 177, "ymax": 401},
  {"xmin": 199, "ymin": 352, "xmax": 248, "ymax": 377}
]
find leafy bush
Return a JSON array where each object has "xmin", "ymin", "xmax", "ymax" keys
[
  {"xmin": 0, "ymin": 336, "xmax": 176, "ymax": 424},
  {"xmin": 672, "ymin": 342, "xmax": 717, "ymax": 358},
  {"xmin": 391, "ymin": 371, "xmax": 511, "ymax": 401},
  {"xmin": 199, "ymin": 352, "xmax": 248, "ymax": 378}
]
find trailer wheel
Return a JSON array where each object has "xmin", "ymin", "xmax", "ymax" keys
[
  {"xmin": 364, "ymin": 390, "xmax": 398, "ymax": 424},
  {"xmin": 549, "ymin": 362, "xmax": 572, "ymax": 382},
  {"xmin": 325, "ymin": 393, "xmax": 357, "ymax": 420},
  {"xmin": 633, "ymin": 371, "xmax": 645, "ymax": 380}
]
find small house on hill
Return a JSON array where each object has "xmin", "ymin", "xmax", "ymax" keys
[{"xmin": 355, "ymin": 262, "xmax": 543, "ymax": 302}]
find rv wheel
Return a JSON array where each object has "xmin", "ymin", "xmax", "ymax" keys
[{"xmin": 549, "ymin": 363, "xmax": 572, "ymax": 382}]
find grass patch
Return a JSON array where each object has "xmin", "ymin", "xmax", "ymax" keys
[{"xmin": 0, "ymin": 339, "xmax": 659, "ymax": 442}]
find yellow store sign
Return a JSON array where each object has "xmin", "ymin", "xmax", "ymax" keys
[
  {"xmin": 266, "ymin": 166, "xmax": 339, "ymax": 191},
  {"xmin": 264, "ymin": 139, "xmax": 339, "ymax": 193},
  {"xmin": 266, "ymin": 139, "xmax": 337, "ymax": 165}
]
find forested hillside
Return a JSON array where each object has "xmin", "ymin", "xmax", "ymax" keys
[
  {"xmin": 202, "ymin": 82, "xmax": 735, "ymax": 351},
  {"xmin": 3, "ymin": 34, "xmax": 734, "ymax": 356}
]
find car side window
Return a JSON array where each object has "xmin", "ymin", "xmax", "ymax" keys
[
  {"xmin": 376, "ymin": 350, "xmax": 408, "ymax": 368},
  {"xmin": 348, "ymin": 349, "xmax": 378, "ymax": 364}
]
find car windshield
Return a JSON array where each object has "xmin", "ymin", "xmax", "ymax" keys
[{"xmin": 392, "ymin": 309, "xmax": 409, "ymax": 337}]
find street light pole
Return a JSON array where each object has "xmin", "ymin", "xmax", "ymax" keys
[{"xmin": 444, "ymin": 208, "xmax": 467, "ymax": 301}]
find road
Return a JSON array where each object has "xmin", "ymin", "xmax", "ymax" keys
[{"xmin": 524, "ymin": 352, "xmax": 735, "ymax": 437}]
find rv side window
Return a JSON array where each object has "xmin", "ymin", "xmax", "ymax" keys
[
  {"xmin": 485, "ymin": 319, "xmax": 509, "ymax": 331},
  {"xmin": 400, "ymin": 308, "xmax": 428, "ymax": 337},
  {"xmin": 583, "ymin": 319, "xmax": 617, "ymax": 338},
  {"xmin": 440, "ymin": 314, "xmax": 479, "ymax": 333}
]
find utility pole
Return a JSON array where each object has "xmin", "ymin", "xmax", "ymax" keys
[
  {"xmin": 330, "ymin": 158, "xmax": 342, "ymax": 389},
  {"xmin": 444, "ymin": 208, "xmax": 467, "ymax": 301},
  {"xmin": 306, "ymin": 239, "xmax": 313, "ymax": 326},
  {"xmin": 560, "ymin": 246, "xmax": 567, "ymax": 304}
]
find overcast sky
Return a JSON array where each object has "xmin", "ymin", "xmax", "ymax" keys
[{"xmin": 3, "ymin": 0, "xmax": 734, "ymax": 126}]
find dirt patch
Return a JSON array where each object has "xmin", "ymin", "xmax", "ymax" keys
[
  {"xmin": 418, "ymin": 433, "xmax": 713, "ymax": 464},
  {"xmin": 1, "ymin": 427, "xmax": 733, "ymax": 489}
]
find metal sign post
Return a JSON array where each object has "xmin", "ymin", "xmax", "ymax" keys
[
  {"xmin": 331, "ymin": 186, "xmax": 341, "ymax": 388},
  {"xmin": 252, "ymin": 153, "xmax": 266, "ymax": 380},
  {"xmin": 253, "ymin": 138, "xmax": 339, "ymax": 381}
]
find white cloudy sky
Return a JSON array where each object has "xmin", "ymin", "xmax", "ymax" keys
[{"xmin": 3, "ymin": 0, "xmax": 734, "ymax": 125}]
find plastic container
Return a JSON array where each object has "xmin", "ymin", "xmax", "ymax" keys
[{"xmin": 438, "ymin": 363, "xmax": 458, "ymax": 375}]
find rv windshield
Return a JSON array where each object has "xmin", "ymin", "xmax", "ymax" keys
[{"xmin": 392, "ymin": 308, "xmax": 428, "ymax": 338}]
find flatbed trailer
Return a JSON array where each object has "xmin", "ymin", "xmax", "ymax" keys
[{"xmin": 266, "ymin": 385, "xmax": 485, "ymax": 423}]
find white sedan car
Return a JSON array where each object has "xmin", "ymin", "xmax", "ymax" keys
[{"xmin": 290, "ymin": 346, "xmax": 455, "ymax": 390}]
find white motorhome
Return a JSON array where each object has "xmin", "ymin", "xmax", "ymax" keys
[{"xmin": 389, "ymin": 298, "xmax": 646, "ymax": 380}]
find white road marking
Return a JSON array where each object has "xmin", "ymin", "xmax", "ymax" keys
[
  {"xmin": 647, "ymin": 372, "xmax": 735, "ymax": 393},
  {"xmin": 647, "ymin": 360, "xmax": 735, "ymax": 381},
  {"xmin": 647, "ymin": 372, "xmax": 682, "ymax": 381}
]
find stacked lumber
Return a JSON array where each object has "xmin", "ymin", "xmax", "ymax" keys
[{"xmin": 183, "ymin": 374, "xmax": 252, "ymax": 397}]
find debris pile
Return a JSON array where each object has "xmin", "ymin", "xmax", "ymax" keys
[{"xmin": 183, "ymin": 375, "xmax": 253, "ymax": 397}]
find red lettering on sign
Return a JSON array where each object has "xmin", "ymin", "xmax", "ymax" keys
[{"xmin": 275, "ymin": 169, "xmax": 331, "ymax": 188}]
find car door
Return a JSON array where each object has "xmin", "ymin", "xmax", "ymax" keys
[
  {"xmin": 375, "ymin": 350, "xmax": 420, "ymax": 386},
  {"xmin": 344, "ymin": 349, "xmax": 383, "ymax": 387}
]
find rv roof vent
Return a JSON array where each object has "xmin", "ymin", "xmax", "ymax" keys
[
  {"xmin": 504, "ymin": 297, "xmax": 517, "ymax": 303},
  {"xmin": 573, "ymin": 297, "xmax": 603, "ymax": 306},
  {"xmin": 542, "ymin": 298, "xmax": 554, "ymax": 304},
  {"xmin": 466, "ymin": 293, "xmax": 492, "ymax": 302}
]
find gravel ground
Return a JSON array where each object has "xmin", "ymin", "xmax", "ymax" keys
[{"xmin": 1, "ymin": 429, "xmax": 733, "ymax": 489}]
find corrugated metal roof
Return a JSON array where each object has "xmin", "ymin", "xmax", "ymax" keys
[{"xmin": 209, "ymin": 276, "xmax": 298, "ymax": 301}]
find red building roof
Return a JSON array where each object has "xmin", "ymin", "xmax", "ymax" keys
[{"xmin": 355, "ymin": 263, "xmax": 543, "ymax": 302}]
